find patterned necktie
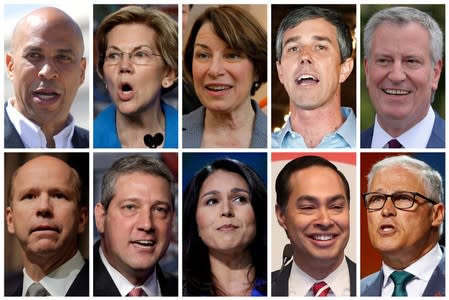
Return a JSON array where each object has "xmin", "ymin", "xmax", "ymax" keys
[
  {"xmin": 312, "ymin": 281, "xmax": 331, "ymax": 297},
  {"xmin": 390, "ymin": 271, "xmax": 414, "ymax": 296},
  {"xmin": 25, "ymin": 282, "xmax": 50, "ymax": 296},
  {"xmin": 127, "ymin": 287, "xmax": 147, "ymax": 297},
  {"xmin": 388, "ymin": 139, "xmax": 403, "ymax": 148}
]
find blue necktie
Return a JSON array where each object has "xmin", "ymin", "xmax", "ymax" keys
[{"xmin": 390, "ymin": 270, "xmax": 414, "ymax": 296}]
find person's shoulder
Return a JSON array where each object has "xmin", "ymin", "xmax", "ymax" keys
[{"xmin": 5, "ymin": 272, "xmax": 23, "ymax": 296}]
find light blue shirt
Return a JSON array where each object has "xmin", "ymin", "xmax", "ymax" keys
[{"xmin": 272, "ymin": 107, "xmax": 356, "ymax": 148}]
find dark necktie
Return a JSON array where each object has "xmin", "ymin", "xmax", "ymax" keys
[
  {"xmin": 312, "ymin": 281, "xmax": 331, "ymax": 296},
  {"xmin": 388, "ymin": 139, "xmax": 403, "ymax": 148},
  {"xmin": 127, "ymin": 287, "xmax": 147, "ymax": 296},
  {"xmin": 390, "ymin": 270, "xmax": 414, "ymax": 296},
  {"xmin": 25, "ymin": 282, "xmax": 50, "ymax": 296}
]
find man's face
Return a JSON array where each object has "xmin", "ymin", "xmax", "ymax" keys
[
  {"xmin": 6, "ymin": 156, "xmax": 87, "ymax": 261},
  {"xmin": 366, "ymin": 165, "xmax": 444, "ymax": 268},
  {"xmin": 95, "ymin": 172, "xmax": 174, "ymax": 283},
  {"xmin": 6, "ymin": 9, "xmax": 86, "ymax": 127},
  {"xmin": 276, "ymin": 18, "xmax": 353, "ymax": 111},
  {"xmin": 276, "ymin": 166, "xmax": 350, "ymax": 269},
  {"xmin": 364, "ymin": 22, "xmax": 442, "ymax": 131}
]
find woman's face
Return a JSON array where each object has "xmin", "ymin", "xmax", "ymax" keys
[
  {"xmin": 192, "ymin": 22, "xmax": 257, "ymax": 114},
  {"xmin": 196, "ymin": 170, "xmax": 256, "ymax": 255},
  {"xmin": 103, "ymin": 23, "xmax": 175, "ymax": 116}
]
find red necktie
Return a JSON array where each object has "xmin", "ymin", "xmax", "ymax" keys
[
  {"xmin": 127, "ymin": 287, "xmax": 146, "ymax": 297},
  {"xmin": 312, "ymin": 281, "xmax": 330, "ymax": 296}
]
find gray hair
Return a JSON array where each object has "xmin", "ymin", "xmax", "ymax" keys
[
  {"xmin": 275, "ymin": 6, "xmax": 353, "ymax": 62},
  {"xmin": 367, "ymin": 155, "xmax": 443, "ymax": 204},
  {"xmin": 101, "ymin": 155, "xmax": 175, "ymax": 211},
  {"xmin": 363, "ymin": 6, "xmax": 443, "ymax": 66}
]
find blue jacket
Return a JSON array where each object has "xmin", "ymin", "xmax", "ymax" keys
[{"xmin": 94, "ymin": 101, "xmax": 178, "ymax": 148}]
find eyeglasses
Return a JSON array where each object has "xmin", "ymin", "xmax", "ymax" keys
[
  {"xmin": 363, "ymin": 191, "xmax": 438, "ymax": 211},
  {"xmin": 104, "ymin": 46, "xmax": 161, "ymax": 66}
]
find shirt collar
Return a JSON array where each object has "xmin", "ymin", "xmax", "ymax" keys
[
  {"xmin": 6, "ymin": 98, "xmax": 75, "ymax": 148},
  {"xmin": 22, "ymin": 251, "xmax": 85, "ymax": 296},
  {"xmin": 372, "ymin": 107, "xmax": 434, "ymax": 148},
  {"xmin": 99, "ymin": 244, "xmax": 160, "ymax": 296}
]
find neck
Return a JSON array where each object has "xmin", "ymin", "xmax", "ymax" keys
[
  {"xmin": 22, "ymin": 248, "xmax": 77, "ymax": 281},
  {"xmin": 204, "ymin": 100, "xmax": 255, "ymax": 130},
  {"xmin": 376, "ymin": 108, "xmax": 429, "ymax": 138},
  {"xmin": 293, "ymin": 253, "xmax": 344, "ymax": 280}
]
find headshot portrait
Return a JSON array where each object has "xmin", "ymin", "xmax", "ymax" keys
[
  {"xmin": 183, "ymin": 152, "xmax": 267, "ymax": 295},
  {"xmin": 360, "ymin": 5, "xmax": 445, "ymax": 148},
  {"xmin": 271, "ymin": 153, "xmax": 356, "ymax": 296},
  {"xmin": 93, "ymin": 5, "xmax": 178, "ymax": 149},
  {"xmin": 4, "ymin": 4, "xmax": 89, "ymax": 148},
  {"xmin": 361, "ymin": 153, "xmax": 445, "ymax": 296},
  {"xmin": 182, "ymin": 5, "xmax": 268, "ymax": 148},
  {"xmin": 93, "ymin": 153, "xmax": 178, "ymax": 296},
  {"xmin": 4, "ymin": 153, "xmax": 89, "ymax": 296},
  {"xmin": 271, "ymin": 5, "xmax": 356, "ymax": 149}
]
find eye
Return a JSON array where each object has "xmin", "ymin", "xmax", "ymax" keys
[
  {"xmin": 21, "ymin": 193, "xmax": 37, "ymax": 200},
  {"xmin": 233, "ymin": 195, "xmax": 249, "ymax": 204},
  {"xmin": 52, "ymin": 192, "xmax": 68, "ymax": 200},
  {"xmin": 106, "ymin": 52, "xmax": 121, "ymax": 60},
  {"xmin": 133, "ymin": 50, "xmax": 150, "ymax": 58},
  {"xmin": 287, "ymin": 46, "xmax": 299, "ymax": 53},
  {"xmin": 205, "ymin": 198, "xmax": 218, "ymax": 206},
  {"xmin": 152, "ymin": 205, "xmax": 170, "ymax": 217},
  {"xmin": 122, "ymin": 204, "xmax": 137, "ymax": 211},
  {"xmin": 316, "ymin": 44, "xmax": 327, "ymax": 51},
  {"xmin": 24, "ymin": 52, "xmax": 43, "ymax": 61},
  {"xmin": 225, "ymin": 52, "xmax": 242, "ymax": 60},
  {"xmin": 55, "ymin": 54, "xmax": 73, "ymax": 64},
  {"xmin": 194, "ymin": 51, "xmax": 210, "ymax": 60}
]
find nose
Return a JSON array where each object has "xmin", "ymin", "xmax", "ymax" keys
[
  {"xmin": 36, "ymin": 194, "xmax": 53, "ymax": 218},
  {"xmin": 137, "ymin": 209, "xmax": 154, "ymax": 232},
  {"xmin": 299, "ymin": 47, "xmax": 312, "ymax": 65},
  {"xmin": 315, "ymin": 207, "xmax": 333, "ymax": 228},
  {"xmin": 38, "ymin": 60, "xmax": 59, "ymax": 80},
  {"xmin": 381, "ymin": 197, "xmax": 397, "ymax": 217},
  {"xmin": 207, "ymin": 56, "xmax": 225, "ymax": 78},
  {"xmin": 388, "ymin": 61, "xmax": 406, "ymax": 82},
  {"xmin": 119, "ymin": 53, "xmax": 133, "ymax": 74},
  {"xmin": 221, "ymin": 200, "xmax": 234, "ymax": 217}
]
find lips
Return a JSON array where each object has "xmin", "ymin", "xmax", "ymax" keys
[
  {"xmin": 382, "ymin": 88, "xmax": 411, "ymax": 95},
  {"xmin": 118, "ymin": 82, "xmax": 135, "ymax": 101},
  {"xmin": 295, "ymin": 73, "xmax": 319, "ymax": 85},
  {"xmin": 379, "ymin": 223, "xmax": 396, "ymax": 235},
  {"xmin": 217, "ymin": 224, "xmax": 239, "ymax": 231},
  {"xmin": 309, "ymin": 233, "xmax": 337, "ymax": 241},
  {"xmin": 32, "ymin": 88, "xmax": 61, "ymax": 104},
  {"xmin": 30, "ymin": 224, "xmax": 60, "ymax": 234},
  {"xmin": 131, "ymin": 239, "xmax": 156, "ymax": 247}
]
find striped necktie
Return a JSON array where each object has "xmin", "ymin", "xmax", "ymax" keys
[{"xmin": 312, "ymin": 281, "xmax": 331, "ymax": 296}]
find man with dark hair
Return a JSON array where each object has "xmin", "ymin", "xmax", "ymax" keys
[{"xmin": 272, "ymin": 155, "xmax": 356, "ymax": 296}]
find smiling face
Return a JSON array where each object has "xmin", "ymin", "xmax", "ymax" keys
[
  {"xmin": 192, "ymin": 22, "xmax": 258, "ymax": 114},
  {"xmin": 364, "ymin": 22, "xmax": 442, "ymax": 132},
  {"xmin": 102, "ymin": 23, "xmax": 175, "ymax": 117},
  {"xmin": 195, "ymin": 170, "xmax": 256, "ymax": 255},
  {"xmin": 276, "ymin": 18, "xmax": 353, "ymax": 111},
  {"xmin": 6, "ymin": 156, "xmax": 87, "ymax": 263},
  {"xmin": 6, "ymin": 7, "xmax": 86, "ymax": 128},
  {"xmin": 95, "ymin": 172, "xmax": 173, "ymax": 284},
  {"xmin": 276, "ymin": 166, "xmax": 350, "ymax": 272},
  {"xmin": 366, "ymin": 165, "xmax": 444, "ymax": 268}
]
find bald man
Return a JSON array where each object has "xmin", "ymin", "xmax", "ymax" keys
[
  {"xmin": 5, "ymin": 6, "xmax": 88, "ymax": 148},
  {"xmin": 5, "ymin": 155, "xmax": 89, "ymax": 296}
]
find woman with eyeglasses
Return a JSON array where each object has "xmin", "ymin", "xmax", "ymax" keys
[{"xmin": 94, "ymin": 5, "xmax": 178, "ymax": 148}]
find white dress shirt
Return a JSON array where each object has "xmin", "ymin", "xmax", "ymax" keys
[
  {"xmin": 22, "ymin": 250, "xmax": 85, "ymax": 296},
  {"xmin": 381, "ymin": 243, "xmax": 443, "ymax": 296},
  {"xmin": 371, "ymin": 107, "xmax": 434, "ymax": 148},
  {"xmin": 6, "ymin": 98, "xmax": 75, "ymax": 148},
  {"xmin": 99, "ymin": 245, "xmax": 161, "ymax": 296}
]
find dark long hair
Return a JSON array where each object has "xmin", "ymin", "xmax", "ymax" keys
[{"xmin": 183, "ymin": 158, "xmax": 267, "ymax": 295}]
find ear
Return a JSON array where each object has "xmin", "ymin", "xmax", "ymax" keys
[
  {"xmin": 77, "ymin": 206, "xmax": 88, "ymax": 234},
  {"xmin": 79, "ymin": 57, "xmax": 87, "ymax": 85},
  {"xmin": 6, "ymin": 53, "xmax": 15, "ymax": 80},
  {"xmin": 162, "ymin": 67, "xmax": 177, "ymax": 89},
  {"xmin": 6, "ymin": 206, "xmax": 15, "ymax": 234},
  {"xmin": 431, "ymin": 203, "xmax": 445, "ymax": 227},
  {"xmin": 94, "ymin": 203, "xmax": 106, "ymax": 235},
  {"xmin": 276, "ymin": 60, "xmax": 285, "ymax": 85},
  {"xmin": 275, "ymin": 204, "xmax": 288, "ymax": 232},
  {"xmin": 431, "ymin": 59, "xmax": 442, "ymax": 92},
  {"xmin": 339, "ymin": 57, "xmax": 354, "ymax": 83}
]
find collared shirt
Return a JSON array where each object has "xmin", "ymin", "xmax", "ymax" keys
[
  {"xmin": 371, "ymin": 107, "xmax": 434, "ymax": 148},
  {"xmin": 6, "ymin": 98, "xmax": 75, "ymax": 148},
  {"xmin": 272, "ymin": 107, "xmax": 355, "ymax": 148},
  {"xmin": 381, "ymin": 244, "xmax": 442, "ymax": 297},
  {"xmin": 22, "ymin": 251, "xmax": 85, "ymax": 296},
  {"xmin": 288, "ymin": 257, "xmax": 350, "ymax": 296},
  {"xmin": 99, "ymin": 245, "xmax": 160, "ymax": 296}
]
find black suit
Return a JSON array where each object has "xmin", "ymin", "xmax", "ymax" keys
[
  {"xmin": 93, "ymin": 241, "xmax": 178, "ymax": 296},
  {"xmin": 272, "ymin": 256, "xmax": 356, "ymax": 296},
  {"xmin": 5, "ymin": 260, "xmax": 89, "ymax": 296}
]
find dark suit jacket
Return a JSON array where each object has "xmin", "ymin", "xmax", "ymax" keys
[
  {"xmin": 361, "ymin": 110, "xmax": 445, "ymax": 148},
  {"xmin": 93, "ymin": 241, "xmax": 178, "ymax": 296},
  {"xmin": 271, "ymin": 256, "xmax": 356, "ymax": 296},
  {"xmin": 5, "ymin": 260, "xmax": 89, "ymax": 296},
  {"xmin": 4, "ymin": 102, "xmax": 89, "ymax": 148},
  {"xmin": 361, "ymin": 250, "xmax": 445, "ymax": 296}
]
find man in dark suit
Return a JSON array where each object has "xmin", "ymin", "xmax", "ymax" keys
[
  {"xmin": 4, "ymin": 6, "xmax": 88, "ymax": 148},
  {"xmin": 361, "ymin": 6, "xmax": 444, "ymax": 148},
  {"xmin": 272, "ymin": 156, "xmax": 356, "ymax": 296},
  {"xmin": 94, "ymin": 155, "xmax": 178, "ymax": 296},
  {"xmin": 5, "ymin": 155, "xmax": 89, "ymax": 296},
  {"xmin": 361, "ymin": 155, "xmax": 445, "ymax": 296}
]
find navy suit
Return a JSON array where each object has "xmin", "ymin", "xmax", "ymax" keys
[
  {"xmin": 361, "ymin": 110, "xmax": 445, "ymax": 148},
  {"xmin": 4, "ymin": 102, "xmax": 89, "ymax": 148},
  {"xmin": 361, "ymin": 251, "xmax": 445, "ymax": 296},
  {"xmin": 93, "ymin": 241, "xmax": 178, "ymax": 296},
  {"xmin": 271, "ymin": 256, "xmax": 356, "ymax": 296},
  {"xmin": 5, "ymin": 260, "xmax": 89, "ymax": 296}
]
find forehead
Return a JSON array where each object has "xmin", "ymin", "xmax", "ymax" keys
[
  {"xmin": 370, "ymin": 165, "xmax": 423, "ymax": 191},
  {"xmin": 371, "ymin": 22, "xmax": 431, "ymax": 51},
  {"xmin": 114, "ymin": 172, "xmax": 170, "ymax": 193},
  {"xmin": 289, "ymin": 166, "xmax": 345, "ymax": 194},
  {"xmin": 284, "ymin": 17, "xmax": 338, "ymax": 42},
  {"xmin": 201, "ymin": 170, "xmax": 248, "ymax": 190},
  {"xmin": 106, "ymin": 23, "xmax": 158, "ymax": 47}
]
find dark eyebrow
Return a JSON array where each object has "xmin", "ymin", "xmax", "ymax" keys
[
  {"xmin": 296, "ymin": 194, "xmax": 346, "ymax": 204},
  {"xmin": 283, "ymin": 35, "xmax": 332, "ymax": 48},
  {"xmin": 22, "ymin": 46, "xmax": 43, "ymax": 53},
  {"xmin": 106, "ymin": 44, "xmax": 154, "ymax": 52}
]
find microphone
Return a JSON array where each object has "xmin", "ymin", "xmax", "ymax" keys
[
  {"xmin": 282, "ymin": 244, "xmax": 293, "ymax": 267},
  {"xmin": 144, "ymin": 133, "xmax": 164, "ymax": 148}
]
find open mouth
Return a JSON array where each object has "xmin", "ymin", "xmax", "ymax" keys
[
  {"xmin": 380, "ymin": 224, "xmax": 395, "ymax": 233},
  {"xmin": 205, "ymin": 84, "xmax": 232, "ymax": 92},
  {"xmin": 121, "ymin": 83, "xmax": 133, "ymax": 94},
  {"xmin": 382, "ymin": 89, "xmax": 411, "ymax": 95},
  {"xmin": 296, "ymin": 74, "xmax": 319, "ymax": 85},
  {"xmin": 32, "ymin": 90, "xmax": 60, "ymax": 102},
  {"xmin": 118, "ymin": 82, "xmax": 135, "ymax": 100},
  {"xmin": 310, "ymin": 234, "xmax": 336, "ymax": 241},
  {"xmin": 131, "ymin": 240, "xmax": 156, "ymax": 247}
]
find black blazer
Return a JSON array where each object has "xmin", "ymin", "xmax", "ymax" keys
[
  {"xmin": 93, "ymin": 241, "xmax": 178, "ymax": 296},
  {"xmin": 4, "ymin": 102, "xmax": 89, "ymax": 148},
  {"xmin": 5, "ymin": 260, "xmax": 89, "ymax": 296},
  {"xmin": 272, "ymin": 256, "xmax": 356, "ymax": 296}
]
